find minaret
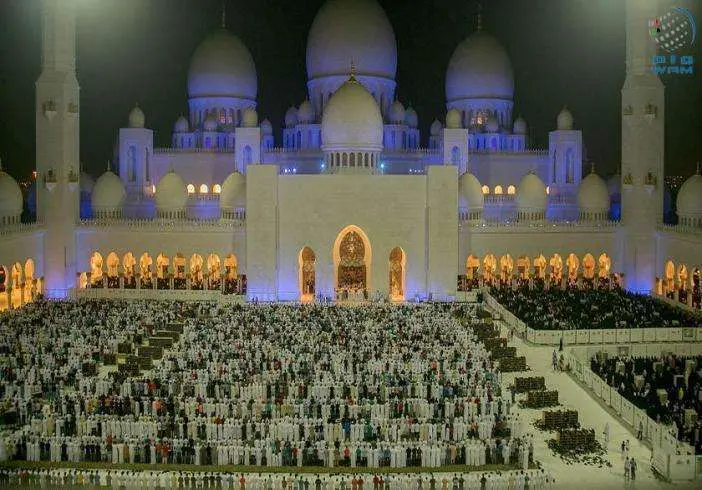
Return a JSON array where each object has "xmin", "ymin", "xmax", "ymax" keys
[
  {"xmin": 35, "ymin": 0, "xmax": 80, "ymax": 298},
  {"xmin": 620, "ymin": 0, "xmax": 664, "ymax": 293}
]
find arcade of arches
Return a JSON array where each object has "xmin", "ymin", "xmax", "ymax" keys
[
  {"xmin": 657, "ymin": 260, "xmax": 701, "ymax": 310},
  {"xmin": 0, "ymin": 259, "xmax": 42, "ymax": 311},
  {"xmin": 459, "ymin": 252, "xmax": 618, "ymax": 291},
  {"xmin": 79, "ymin": 252, "xmax": 246, "ymax": 295}
]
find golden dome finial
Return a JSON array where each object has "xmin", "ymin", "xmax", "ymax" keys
[
  {"xmin": 221, "ymin": 2, "xmax": 226, "ymax": 28},
  {"xmin": 476, "ymin": 1, "xmax": 483, "ymax": 31},
  {"xmin": 349, "ymin": 59, "xmax": 357, "ymax": 82}
]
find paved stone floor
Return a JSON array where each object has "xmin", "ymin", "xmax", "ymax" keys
[{"xmin": 497, "ymin": 320, "xmax": 699, "ymax": 489}]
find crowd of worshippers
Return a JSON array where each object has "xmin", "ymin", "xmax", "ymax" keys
[
  {"xmin": 591, "ymin": 353, "xmax": 702, "ymax": 454},
  {"xmin": 0, "ymin": 299, "xmax": 533, "ymax": 470},
  {"xmin": 0, "ymin": 467, "xmax": 556, "ymax": 489},
  {"xmin": 489, "ymin": 285, "xmax": 702, "ymax": 331}
]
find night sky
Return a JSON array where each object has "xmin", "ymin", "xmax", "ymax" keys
[{"xmin": 0, "ymin": 0, "xmax": 700, "ymax": 181}]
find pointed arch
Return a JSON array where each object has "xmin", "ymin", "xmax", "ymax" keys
[
  {"xmin": 517, "ymin": 255, "xmax": 531, "ymax": 279},
  {"xmin": 224, "ymin": 254, "xmax": 238, "ymax": 294},
  {"xmin": 89, "ymin": 253, "xmax": 103, "ymax": 286},
  {"xmin": 190, "ymin": 254, "xmax": 204, "ymax": 289},
  {"xmin": 483, "ymin": 254, "xmax": 497, "ymax": 281},
  {"xmin": 333, "ymin": 225, "xmax": 372, "ymax": 299},
  {"xmin": 678, "ymin": 264, "xmax": 689, "ymax": 290},
  {"xmin": 567, "ymin": 253, "xmax": 580, "ymax": 280},
  {"xmin": 139, "ymin": 253, "xmax": 153, "ymax": 288},
  {"xmin": 207, "ymin": 254, "xmax": 221, "ymax": 290},
  {"xmin": 156, "ymin": 254, "xmax": 170, "ymax": 290},
  {"xmin": 664, "ymin": 260, "xmax": 675, "ymax": 293},
  {"xmin": 389, "ymin": 247, "xmax": 406, "ymax": 301},
  {"xmin": 582, "ymin": 253, "xmax": 596, "ymax": 279},
  {"xmin": 550, "ymin": 254, "xmax": 563, "ymax": 282},
  {"xmin": 299, "ymin": 246, "xmax": 316, "ymax": 302},
  {"xmin": 598, "ymin": 253, "xmax": 611, "ymax": 279},
  {"xmin": 466, "ymin": 255, "xmax": 480, "ymax": 280},
  {"xmin": 533, "ymin": 254, "xmax": 547, "ymax": 279}
]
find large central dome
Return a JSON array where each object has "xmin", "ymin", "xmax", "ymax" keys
[
  {"xmin": 188, "ymin": 29, "xmax": 257, "ymax": 100},
  {"xmin": 321, "ymin": 77, "xmax": 383, "ymax": 151},
  {"xmin": 446, "ymin": 31, "xmax": 514, "ymax": 102},
  {"xmin": 307, "ymin": 0, "xmax": 397, "ymax": 81}
]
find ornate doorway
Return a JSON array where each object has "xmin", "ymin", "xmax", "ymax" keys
[
  {"xmin": 299, "ymin": 246, "xmax": 316, "ymax": 302},
  {"xmin": 334, "ymin": 226, "xmax": 371, "ymax": 301}
]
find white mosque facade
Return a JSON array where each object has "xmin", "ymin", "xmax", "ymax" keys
[{"xmin": 0, "ymin": 0, "xmax": 701, "ymax": 309}]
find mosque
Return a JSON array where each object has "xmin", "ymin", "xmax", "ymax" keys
[{"xmin": 0, "ymin": 0, "xmax": 700, "ymax": 308}]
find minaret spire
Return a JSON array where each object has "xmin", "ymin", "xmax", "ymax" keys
[
  {"xmin": 476, "ymin": 1, "xmax": 483, "ymax": 31},
  {"xmin": 348, "ymin": 59, "xmax": 357, "ymax": 82},
  {"xmin": 221, "ymin": 2, "xmax": 226, "ymax": 29}
]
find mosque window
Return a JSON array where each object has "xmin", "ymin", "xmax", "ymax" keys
[
  {"xmin": 205, "ymin": 137, "xmax": 211, "ymax": 148},
  {"xmin": 566, "ymin": 148, "xmax": 574, "ymax": 183},
  {"xmin": 451, "ymin": 147, "xmax": 461, "ymax": 166},
  {"xmin": 199, "ymin": 184, "xmax": 209, "ymax": 194},
  {"xmin": 507, "ymin": 185, "xmax": 516, "ymax": 195},
  {"xmin": 127, "ymin": 146, "xmax": 137, "ymax": 182},
  {"xmin": 187, "ymin": 184, "xmax": 195, "ymax": 194},
  {"xmin": 482, "ymin": 185, "xmax": 490, "ymax": 195},
  {"xmin": 546, "ymin": 186, "xmax": 550, "ymax": 195},
  {"xmin": 243, "ymin": 146, "xmax": 252, "ymax": 166},
  {"xmin": 145, "ymin": 148, "xmax": 150, "ymax": 182},
  {"xmin": 213, "ymin": 184, "xmax": 222, "ymax": 194},
  {"xmin": 494, "ymin": 185, "xmax": 503, "ymax": 195}
]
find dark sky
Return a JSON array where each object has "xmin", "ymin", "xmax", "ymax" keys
[{"xmin": 0, "ymin": 0, "xmax": 700, "ymax": 181}]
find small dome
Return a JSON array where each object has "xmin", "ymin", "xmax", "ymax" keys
[
  {"xmin": 677, "ymin": 171, "xmax": 702, "ymax": 219},
  {"xmin": 405, "ymin": 106, "xmax": 418, "ymax": 128},
  {"xmin": 203, "ymin": 114, "xmax": 218, "ymax": 131},
  {"xmin": 557, "ymin": 106, "xmax": 573, "ymax": 130},
  {"xmin": 430, "ymin": 119, "xmax": 442, "ymax": 136},
  {"xmin": 187, "ymin": 29, "xmax": 257, "ymax": 100},
  {"xmin": 174, "ymin": 115, "xmax": 189, "ymax": 133},
  {"xmin": 458, "ymin": 172, "xmax": 484, "ymax": 210},
  {"xmin": 0, "ymin": 165, "xmax": 23, "ymax": 220},
  {"xmin": 446, "ymin": 108, "xmax": 462, "ymax": 129},
  {"xmin": 485, "ymin": 116, "xmax": 499, "ymax": 133},
  {"xmin": 261, "ymin": 118, "xmax": 273, "ymax": 135},
  {"xmin": 155, "ymin": 170, "xmax": 188, "ymax": 214},
  {"xmin": 80, "ymin": 171, "xmax": 95, "ymax": 195},
  {"xmin": 446, "ymin": 31, "xmax": 514, "ymax": 103},
  {"xmin": 220, "ymin": 172, "xmax": 247, "ymax": 211},
  {"xmin": 91, "ymin": 170, "xmax": 126, "ymax": 215},
  {"xmin": 577, "ymin": 172, "xmax": 610, "ymax": 213},
  {"xmin": 297, "ymin": 100, "xmax": 315, "ymax": 123},
  {"xmin": 128, "ymin": 104, "xmax": 145, "ymax": 128},
  {"xmin": 517, "ymin": 172, "xmax": 547, "ymax": 211},
  {"xmin": 513, "ymin": 116, "xmax": 527, "ymax": 135},
  {"xmin": 606, "ymin": 174, "xmax": 621, "ymax": 197},
  {"xmin": 306, "ymin": 0, "xmax": 397, "ymax": 81},
  {"xmin": 285, "ymin": 106, "xmax": 298, "ymax": 127},
  {"xmin": 388, "ymin": 100, "xmax": 405, "ymax": 124},
  {"xmin": 321, "ymin": 77, "xmax": 383, "ymax": 151},
  {"xmin": 242, "ymin": 107, "xmax": 258, "ymax": 127}
]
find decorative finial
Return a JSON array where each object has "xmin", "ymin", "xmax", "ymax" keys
[
  {"xmin": 476, "ymin": 1, "xmax": 483, "ymax": 31},
  {"xmin": 221, "ymin": 2, "xmax": 226, "ymax": 29},
  {"xmin": 590, "ymin": 162, "xmax": 596, "ymax": 174},
  {"xmin": 106, "ymin": 160, "xmax": 111, "ymax": 172},
  {"xmin": 349, "ymin": 59, "xmax": 357, "ymax": 81}
]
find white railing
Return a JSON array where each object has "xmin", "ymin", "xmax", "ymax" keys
[
  {"xmin": 0, "ymin": 222, "xmax": 44, "ymax": 236},
  {"xmin": 483, "ymin": 289, "xmax": 702, "ymax": 345},
  {"xmin": 153, "ymin": 147, "xmax": 235, "ymax": 154},
  {"xmin": 78, "ymin": 217, "xmax": 245, "ymax": 231},
  {"xmin": 461, "ymin": 219, "xmax": 621, "ymax": 230},
  {"xmin": 658, "ymin": 224, "xmax": 702, "ymax": 235},
  {"xmin": 470, "ymin": 148, "xmax": 549, "ymax": 156},
  {"xmin": 564, "ymin": 349, "xmax": 698, "ymax": 481}
]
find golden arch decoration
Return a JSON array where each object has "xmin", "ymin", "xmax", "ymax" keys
[
  {"xmin": 190, "ymin": 254, "xmax": 204, "ymax": 289},
  {"xmin": 156, "ymin": 254, "xmax": 170, "ymax": 279},
  {"xmin": 139, "ymin": 253, "xmax": 153, "ymax": 288},
  {"xmin": 89, "ymin": 253, "xmax": 103, "ymax": 285},
  {"xmin": 598, "ymin": 253, "xmax": 611, "ymax": 279},
  {"xmin": 333, "ymin": 225, "xmax": 372, "ymax": 298},
  {"xmin": 224, "ymin": 254, "xmax": 238, "ymax": 279},
  {"xmin": 533, "ymin": 255, "xmax": 547, "ymax": 279},
  {"xmin": 106, "ymin": 252, "xmax": 120, "ymax": 278},
  {"xmin": 550, "ymin": 254, "xmax": 563, "ymax": 281},
  {"xmin": 389, "ymin": 247, "xmax": 406, "ymax": 301},
  {"xmin": 566, "ymin": 253, "xmax": 580, "ymax": 280},
  {"xmin": 517, "ymin": 255, "xmax": 531, "ymax": 279},
  {"xmin": 207, "ymin": 254, "xmax": 221, "ymax": 290},
  {"xmin": 466, "ymin": 255, "xmax": 480, "ymax": 280},
  {"xmin": 299, "ymin": 246, "xmax": 316, "ymax": 302},
  {"xmin": 582, "ymin": 253, "xmax": 596, "ymax": 279},
  {"xmin": 678, "ymin": 265, "xmax": 688, "ymax": 290},
  {"xmin": 483, "ymin": 254, "xmax": 497, "ymax": 281},
  {"xmin": 665, "ymin": 260, "xmax": 675, "ymax": 292},
  {"xmin": 499, "ymin": 254, "xmax": 513, "ymax": 281}
]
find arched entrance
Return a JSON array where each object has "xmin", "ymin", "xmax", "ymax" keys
[
  {"xmin": 567, "ymin": 253, "xmax": 580, "ymax": 282},
  {"xmin": 533, "ymin": 255, "xmax": 547, "ymax": 279},
  {"xmin": 517, "ymin": 255, "xmax": 531, "ymax": 280},
  {"xmin": 389, "ymin": 247, "xmax": 406, "ymax": 301},
  {"xmin": 299, "ymin": 246, "xmax": 316, "ymax": 302},
  {"xmin": 139, "ymin": 253, "xmax": 153, "ymax": 289},
  {"xmin": 483, "ymin": 254, "xmax": 497, "ymax": 282},
  {"xmin": 123, "ymin": 253, "xmax": 136, "ymax": 289},
  {"xmin": 664, "ymin": 260, "xmax": 675, "ymax": 295},
  {"xmin": 466, "ymin": 255, "xmax": 480, "ymax": 280},
  {"xmin": 499, "ymin": 254, "xmax": 513, "ymax": 282},
  {"xmin": 89, "ymin": 252, "xmax": 103, "ymax": 287},
  {"xmin": 583, "ymin": 254, "xmax": 596, "ymax": 280},
  {"xmin": 598, "ymin": 253, "xmax": 611, "ymax": 279},
  {"xmin": 550, "ymin": 254, "xmax": 563, "ymax": 284},
  {"xmin": 333, "ymin": 226, "xmax": 371, "ymax": 301},
  {"xmin": 190, "ymin": 254, "xmax": 204, "ymax": 290}
]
